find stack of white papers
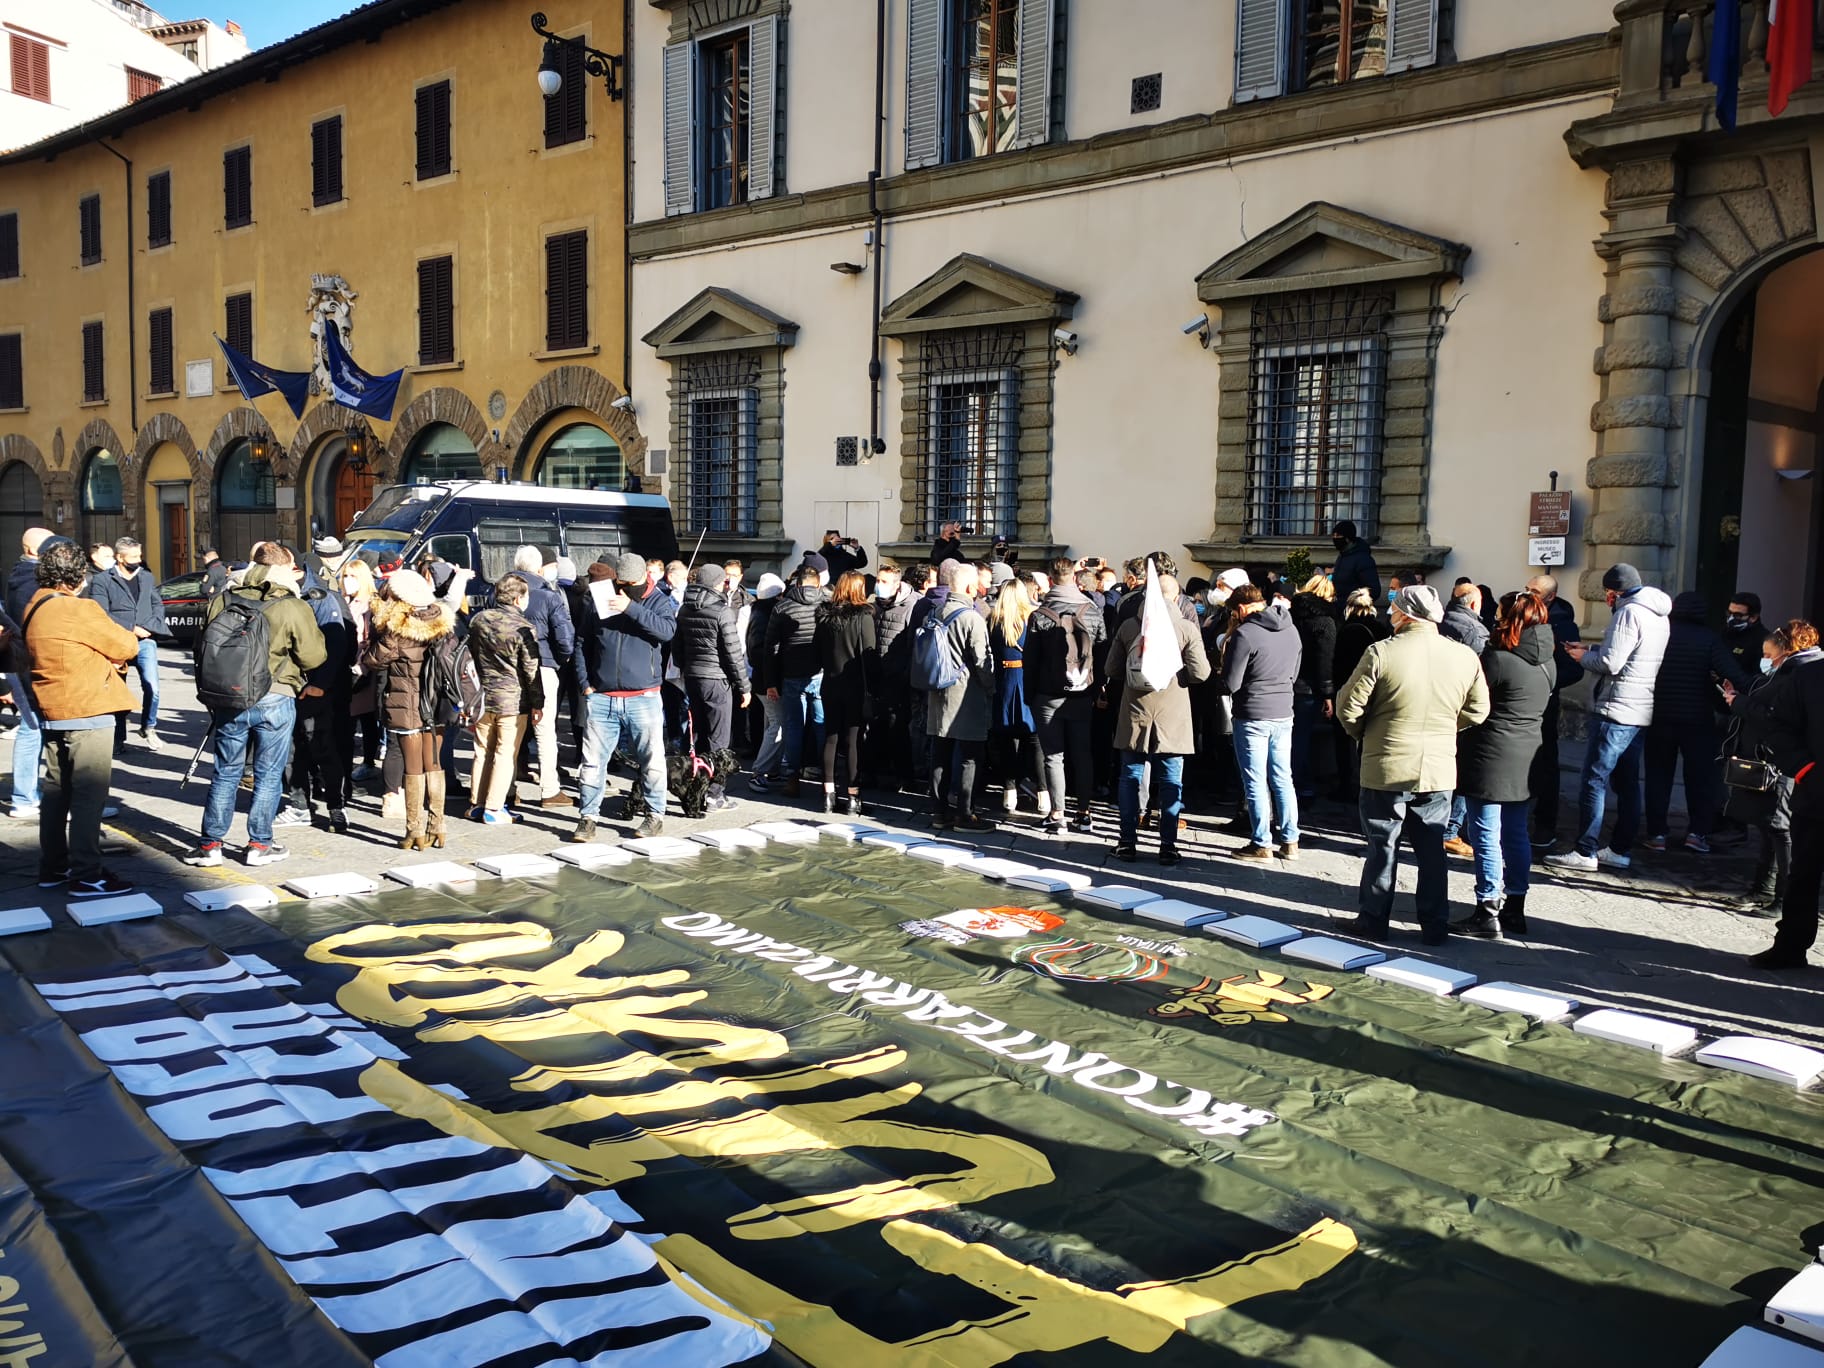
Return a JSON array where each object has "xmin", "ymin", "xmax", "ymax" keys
[
  {"xmin": 958, "ymin": 856, "xmax": 1039, "ymax": 881},
  {"xmin": 1134, "ymin": 898, "xmax": 1228, "ymax": 929},
  {"xmin": 1073, "ymin": 885, "xmax": 1163, "ymax": 913},
  {"xmin": 747, "ymin": 821, "xmax": 820, "ymax": 844},
  {"xmin": 283, "ymin": 873, "xmax": 377, "ymax": 899},
  {"xmin": 622, "ymin": 836, "xmax": 702, "ymax": 860},
  {"xmin": 1459, "ymin": 982, "xmax": 1579, "ymax": 1021},
  {"xmin": 906, "ymin": 843, "xmax": 979, "ymax": 866},
  {"xmin": 1364, "ymin": 957, "xmax": 1476, "ymax": 996},
  {"xmin": 1005, "ymin": 869, "xmax": 1092, "ymax": 894},
  {"xmin": 385, "ymin": 862, "xmax": 484, "ymax": 888},
  {"xmin": 815, "ymin": 822, "xmax": 884, "ymax": 841},
  {"xmin": 1573, "ymin": 1008, "xmax": 1699, "ymax": 1057},
  {"xmin": 1280, "ymin": 937, "xmax": 1386, "ymax": 971},
  {"xmin": 68, "ymin": 893, "xmax": 164, "ymax": 927},
  {"xmin": 0, "ymin": 907, "xmax": 53, "ymax": 936},
  {"xmin": 1207, "ymin": 915, "xmax": 1301, "ymax": 949},
  {"xmin": 550, "ymin": 843, "xmax": 636, "ymax": 868},
  {"xmin": 182, "ymin": 885, "xmax": 281, "ymax": 912},
  {"xmin": 473, "ymin": 853, "xmax": 562, "ymax": 878},
  {"xmin": 1693, "ymin": 1036, "xmax": 1824, "ymax": 1089},
  {"xmin": 860, "ymin": 832, "xmax": 925, "ymax": 850},
  {"xmin": 693, "ymin": 828, "xmax": 769, "ymax": 851}
]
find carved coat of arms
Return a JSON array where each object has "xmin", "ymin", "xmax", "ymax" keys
[{"xmin": 306, "ymin": 274, "xmax": 357, "ymax": 396}]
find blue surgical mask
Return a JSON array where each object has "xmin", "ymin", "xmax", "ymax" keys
[
  {"xmin": 1195, "ymin": 602, "xmax": 1208, "ymax": 616},
  {"xmin": 1387, "ymin": 589, "xmax": 1397, "ymax": 604},
  {"xmin": 1761, "ymin": 656, "xmax": 1776, "ymax": 676}
]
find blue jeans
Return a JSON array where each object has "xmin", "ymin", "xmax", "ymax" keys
[
  {"xmin": 203, "ymin": 693, "xmax": 297, "ymax": 846},
  {"xmin": 781, "ymin": 673, "xmax": 824, "ymax": 776},
  {"xmin": 1466, "ymin": 797, "xmax": 1532, "ymax": 905},
  {"xmin": 113, "ymin": 638, "xmax": 161, "ymax": 748},
  {"xmin": 1442, "ymin": 793, "xmax": 1468, "ymax": 842},
  {"xmin": 1576, "ymin": 718, "xmax": 1643, "ymax": 856},
  {"xmin": 6, "ymin": 673, "xmax": 42, "ymax": 809},
  {"xmin": 578, "ymin": 691, "xmax": 666, "ymax": 820},
  {"xmin": 1118, "ymin": 752, "xmax": 1183, "ymax": 847},
  {"xmin": 1233, "ymin": 717, "xmax": 1299, "ymax": 847}
]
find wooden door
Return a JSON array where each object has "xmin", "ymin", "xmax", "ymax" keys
[
  {"xmin": 162, "ymin": 501, "xmax": 189, "ymax": 577},
  {"xmin": 333, "ymin": 459, "xmax": 375, "ymax": 536}
]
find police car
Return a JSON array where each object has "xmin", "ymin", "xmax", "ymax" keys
[{"xmin": 157, "ymin": 572, "xmax": 212, "ymax": 646}]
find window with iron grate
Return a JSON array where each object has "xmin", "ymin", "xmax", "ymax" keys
[
  {"xmin": 1245, "ymin": 287, "xmax": 1390, "ymax": 539},
  {"xmin": 679, "ymin": 352, "xmax": 759, "ymax": 536},
  {"xmin": 916, "ymin": 328, "xmax": 1021, "ymax": 539}
]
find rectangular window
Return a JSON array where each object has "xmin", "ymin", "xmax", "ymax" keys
[
  {"xmin": 543, "ymin": 38, "xmax": 586, "ymax": 147},
  {"xmin": 146, "ymin": 170, "xmax": 171, "ymax": 248},
  {"xmin": 1245, "ymin": 287, "xmax": 1390, "ymax": 538},
  {"xmin": 907, "ymin": 0, "xmax": 1053, "ymax": 169},
  {"xmin": 9, "ymin": 34, "xmax": 49, "ymax": 102},
  {"xmin": 416, "ymin": 255, "xmax": 454, "ymax": 365},
  {"xmin": 0, "ymin": 213, "xmax": 17, "ymax": 278},
  {"xmin": 149, "ymin": 307, "xmax": 174, "ymax": 395},
  {"xmin": 949, "ymin": 0, "xmax": 1020, "ymax": 159},
  {"xmin": 680, "ymin": 353, "xmax": 762, "ymax": 535},
  {"xmin": 415, "ymin": 80, "xmax": 451, "ymax": 179},
  {"xmin": 701, "ymin": 31, "xmax": 750, "ymax": 210},
  {"xmin": 1236, "ymin": 0, "xmax": 1443, "ymax": 103},
  {"xmin": 543, "ymin": 229, "xmax": 588, "ymax": 351},
  {"xmin": 914, "ymin": 328, "xmax": 1021, "ymax": 538},
  {"xmin": 78, "ymin": 193, "xmax": 101, "ymax": 265},
  {"xmin": 81, "ymin": 320, "xmax": 104, "ymax": 403},
  {"xmin": 126, "ymin": 66, "xmax": 161, "ymax": 102},
  {"xmin": 311, "ymin": 116, "xmax": 344, "ymax": 206},
  {"xmin": 0, "ymin": 334, "xmax": 22, "ymax": 410},
  {"xmin": 223, "ymin": 145, "xmax": 252, "ymax": 228},
  {"xmin": 224, "ymin": 291, "xmax": 253, "ymax": 358}
]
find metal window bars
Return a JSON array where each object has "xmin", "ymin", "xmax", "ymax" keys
[
  {"xmin": 681, "ymin": 352, "xmax": 760, "ymax": 536},
  {"xmin": 1245, "ymin": 287, "xmax": 1392, "ymax": 539},
  {"xmin": 917, "ymin": 327, "xmax": 1022, "ymax": 539}
]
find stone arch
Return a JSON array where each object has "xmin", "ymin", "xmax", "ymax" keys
[
  {"xmin": 501, "ymin": 365, "xmax": 647, "ymax": 484},
  {"xmin": 130, "ymin": 412, "xmax": 202, "ymax": 484},
  {"xmin": 387, "ymin": 386, "xmax": 496, "ymax": 474},
  {"xmin": 198, "ymin": 407, "xmax": 278, "ymax": 541},
  {"xmin": 72, "ymin": 417, "xmax": 129, "ymax": 467},
  {"xmin": 0, "ymin": 432, "xmax": 51, "ymax": 489},
  {"xmin": 71, "ymin": 419, "xmax": 131, "ymax": 543},
  {"xmin": 0, "ymin": 433, "xmax": 65, "ymax": 536},
  {"xmin": 286, "ymin": 400, "xmax": 373, "ymax": 476}
]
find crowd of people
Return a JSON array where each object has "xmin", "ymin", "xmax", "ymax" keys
[{"xmin": 0, "ymin": 517, "xmax": 1818, "ymax": 971}]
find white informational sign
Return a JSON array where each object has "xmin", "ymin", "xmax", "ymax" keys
[
  {"xmin": 1527, "ymin": 537, "xmax": 1566, "ymax": 567},
  {"xmin": 185, "ymin": 360, "xmax": 214, "ymax": 397}
]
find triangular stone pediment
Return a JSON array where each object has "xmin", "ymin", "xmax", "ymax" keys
[
  {"xmin": 643, "ymin": 287, "xmax": 798, "ymax": 357},
  {"xmin": 1197, "ymin": 202, "xmax": 1468, "ymax": 303},
  {"xmin": 881, "ymin": 253, "xmax": 1077, "ymax": 336}
]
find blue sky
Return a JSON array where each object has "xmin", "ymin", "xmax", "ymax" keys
[{"xmin": 230, "ymin": 1, "xmax": 365, "ymax": 48}]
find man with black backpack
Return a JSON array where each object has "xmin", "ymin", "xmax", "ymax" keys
[
  {"xmin": 183, "ymin": 544, "xmax": 326, "ymax": 868},
  {"xmin": 1028, "ymin": 558, "xmax": 1106, "ymax": 835}
]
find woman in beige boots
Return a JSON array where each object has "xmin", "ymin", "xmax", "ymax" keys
[{"xmin": 361, "ymin": 568, "xmax": 455, "ymax": 850}]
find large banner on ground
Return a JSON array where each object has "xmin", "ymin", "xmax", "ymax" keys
[{"xmin": 0, "ymin": 842, "xmax": 1820, "ymax": 1366}]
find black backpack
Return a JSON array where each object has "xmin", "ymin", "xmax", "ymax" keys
[
  {"xmin": 1032, "ymin": 605, "xmax": 1095, "ymax": 694},
  {"xmin": 195, "ymin": 595, "xmax": 272, "ymax": 712},
  {"xmin": 420, "ymin": 634, "xmax": 483, "ymax": 728}
]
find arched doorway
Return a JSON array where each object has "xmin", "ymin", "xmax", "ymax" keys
[
  {"xmin": 305, "ymin": 432, "xmax": 378, "ymax": 540},
  {"xmin": 533, "ymin": 422, "xmax": 624, "ymax": 490},
  {"xmin": 401, "ymin": 422, "xmax": 483, "ymax": 483},
  {"xmin": 0, "ymin": 461, "xmax": 43, "ymax": 564},
  {"xmin": 79, "ymin": 449, "xmax": 125, "ymax": 550},
  {"xmin": 214, "ymin": 438, "xmax": 281, "ymax": 559},
  {"xmin": 1696, "ymin": 248, "xmax": 1824, "ymax": 627},
  {"xmin": 141, "ymin": 441, "xmax": 195, "ymax": 579}
]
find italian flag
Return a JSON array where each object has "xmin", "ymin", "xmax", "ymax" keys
[{"xmin": 1768, "ymin": 0, "xmax": 1815, "ymax": 117}]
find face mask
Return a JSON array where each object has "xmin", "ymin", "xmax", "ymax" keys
[
  {"xmin": 1762, "ymin": 656, "xmax": 1776, "ymax": 676},
  {"xmin": 1387, "ymin": 589, "xmax": 1397, "ymax": 604},
  {"xmin": 875, "ymin": 583, "xmax": 895, "ymax": 599},
  {"xmin": 1727, "ymin": 614, "xmax": 1748, "ymax": 629},
  {"xmin": 1195, "ymin": 602, "xmax": 1208, "ymax": 616}
]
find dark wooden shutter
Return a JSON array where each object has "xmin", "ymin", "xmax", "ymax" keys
[
  {"xmin": 415, "ymin": 81, "xmax": 451, "ymax": 179},
  {"xmin": 0, "ymin": 334, "xmax": 22, "ymax": 410},
  {"xmin": 146, "ymin": 171, "xmax": 171, "ymax": 248},
  {"xmin": 81, "ymin": 320, "xmax": 104, "ymax": 403},
  {"xmin": 225, "ymin": 292, "xmax": 253, "ymax": 357},
  {"xmin": 544, "ymin": 230, "xmax": 587, "ymax": 351},
  {"xmin": 417, "ymin": 256, "xmax": 454, "ymax": 365},
  {"xmin": 79, "ymin": 194, "xmax": 101, "ymax": 265},
  {"xmin": 543, "ymin": 40, "xmax": 586, "ymax": 147},
  {"xmin": 11, "ymin": 35, "xmax": 49, "ymax": 102},
  {"xmin": 312, "ymin": 117, "xmax": 343, "ymax": 206},
  {"xmin": 126, "ymin": 67, "xmax": 161, "ymax": 102},
  {"xmin": 224, "ymin": 146, "xmax": 251, "ymax": 228},
  {"xmin": 149, "ymin": 307, "xmax": 174, "ymax": 395},
  {"xmin": 0, "ymin": 213, "xmax": 17, "ymax": 279}
]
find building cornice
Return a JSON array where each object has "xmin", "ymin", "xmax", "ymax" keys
[{"xmin": 630, "ymin": 32, "xmax": 1618, "ymax": 261}]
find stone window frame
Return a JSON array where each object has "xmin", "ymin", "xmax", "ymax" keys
[
  {"xmin": 879, "ymin": 252, "xmax": 1076, "ymax": 562},
  {"xmin": 643, "ymin": 285, "xmax": 796, "ymax": 568},
  {"xmin": 1190, "ymin": 201, "xmax": 1466, "ymax": 573}
]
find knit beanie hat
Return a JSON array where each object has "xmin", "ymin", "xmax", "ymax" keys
[{"xmin": 1602, "ymin": 563, "xmax": 1643, "ymax": 594}]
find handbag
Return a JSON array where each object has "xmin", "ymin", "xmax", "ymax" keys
[{"xmin": 1723, "ymin": 756, "xmax": 1780, "ymax": 792}]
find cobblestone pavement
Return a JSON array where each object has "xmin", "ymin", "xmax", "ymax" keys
[{"xmin": 3, "ymin": 646, "xmax": 1819, "ymax": 1050}]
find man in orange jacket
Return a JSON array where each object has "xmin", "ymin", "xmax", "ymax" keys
[{"xmin": 22, "ymin": 538, "xmax": 139, "ymax": 899}]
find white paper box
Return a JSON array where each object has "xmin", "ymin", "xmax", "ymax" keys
[
  {"xmin": 1005, "ymin": 868, "xmax": 1093, "ymax": 894},
  {"xmin": 1207, "ymin": 915, "xmax": 1302, "ymax": 949},
  {"xmin": 622, "ymin": 836, "xmax": 701, "ymax": 860},
  {"xmin": 1698, "ymin": 1326, "xmax": 1824, "ymax": 1368},
  {"xmin": 1365, "ymin": 957, "xmax": 1476, "ymax": 997},
  {"xmin": 1281, "ymin": 937, "xmax": 1387, "ymax": 971},
  {"xmin": 748, "ymin": 821, "xmax": 820, "ymax": 844},
  {"xmin": 1135, "ymin": 898, "xmax": 1228, "ymax": 929},
  {"xmin": 182, "ymin": 885, "xmax": 280, "ymax": 912},
  {"xmin": 1694, "ymin": 1036, "xmax": 1824, "ymax": 1089},
  {"xmin": 861, "ymin": 832, "xmax": 925, "ymax": 850},
  {"xmin": 816, "ymin": 822, "xmax": 885, "ymax": 841},
  {"xmin": 67, "ymin": 893, "xmax": 163, "ymax": 927},
  {"xmin": 0, "ymin": 907, "xmax": 53, "ymax": 936},
  {"xmin": 283, "ymin": 873, "xmax": 377, "ymax": 898},
  {"xmin": 1766, "ymin": 1264, "xmax": 1824, "ymax": 1346},
  {"xmin": 693, "ymin": 828, "xmax": 769, "ymax": 851},
  {"xmin": 473, "ymin": 853, "xmax": 563, "ymax": 878},
  {"xmin": 906, "ymin": 844, "xmax": 979, "ymax": 866},
  {"xmin": 550, "ymin": 843, "xmax": 636, "ymax": 868},
  {"xmin": 1573, "ymin": 1008, "xmax": 1700, "ymax": 1057},
  {"xmin": 386, "ymin": 862, "xmax": 484, "ymax": 888},
  {"xmin": 959, "ymin": 856, "xmax": 1039, "ymax": 881},
  {"xmin": 1073, "ymin": 884, "xmax": 1163, "ymax": 913},
  {"xmin": 1459, "ymin": 981, "xmax": 1580, "ymax": 1021}
]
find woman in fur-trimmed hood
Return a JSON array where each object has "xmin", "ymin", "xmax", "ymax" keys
[{"xmin": 361, "ymin": 568, "xmax": 458, "ymax": 850}]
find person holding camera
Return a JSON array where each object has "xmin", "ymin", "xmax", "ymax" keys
[
  {"xmin": 822, "ymin": 530, "xmax": 868, "ymax": 581},
  {"xmin": 930, "ymin": 522, "xmax": 967, "ymax": 566}
]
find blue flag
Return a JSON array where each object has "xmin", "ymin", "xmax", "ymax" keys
[
  {"xmin": 323, "ymin": 321, "xmax": 403, "ymax": 421},
  {"xmin": 1708, "ymin": 0, "xmax": 1742, "ymax": 131},
  {"xmin": 214, "ymin": 334, "xmax": 311, "ymax": 419}
]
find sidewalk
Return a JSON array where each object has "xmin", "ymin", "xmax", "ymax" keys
[{"xmin": 3, "ymin": 646, "xmax": 1818, "ymax": 1049}]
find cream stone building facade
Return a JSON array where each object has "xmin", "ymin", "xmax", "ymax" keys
[{"xmin": 628, "ymin": 0, "xmax": 1824, "ymax": 627}]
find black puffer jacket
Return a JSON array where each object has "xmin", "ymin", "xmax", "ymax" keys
[
  {"xmin": 1440, "ymin": 601, "xmax": 1489, "ymax": 657},
  {"xmin": 1652, "ymin": 592, "xmax": 1752, "ymax": 728},
  {"xmin": 1334, "ymin": 612, "xmax": 1391, "ymax": 688},
  {"xmin": 815, "ymin": 601, "xmax": 878, "ymax": 714},
  {"xmin": 1457, "ymin": 624, "xmax": 1555, "ymax": 803},
  {"xmin": 874, "ymin": 583, "xmax": 918, "ymax": 681},
  {"xmin": 1331, "ymin": 538, "xmax": 1380, "ymax": 604},
  {"xmin": 761, "ymin": 582, "xmax": 825, "ymax": 690},
  {"xmin": 1289, "ymin": 593, "xmax": 1338, "ymax": 700},
  {"xmin": 1026, "ymin": 583, "xmax": 1106, "ymax": 699},
  {"xmin": 673, "ymin": 582, "xmax": 747, "ymax": 690}
]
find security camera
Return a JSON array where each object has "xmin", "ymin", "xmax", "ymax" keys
[
  {"xmin": 610, "ymin": 395, "xmax": 634, "ymax": 411},
  {"xmin": 1053, "ymin": 327, "xmax": 1078, "ymax": 356},
  {"xmin": 1182, "ymin": 313, "xmax": 1210, "ymax": 335}
]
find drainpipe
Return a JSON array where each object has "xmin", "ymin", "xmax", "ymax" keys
[
  {"xmin": 867, "ymin": 0, "xmax": 887, "ymax": 458},
  {"xmin": 96, "ymin": 140, "xmax": 138, "ymax": 442}
]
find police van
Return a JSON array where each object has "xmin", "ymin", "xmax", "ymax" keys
[{"xmin": 339, "ymin": 480, "xmax": 681, "ymax": 587}]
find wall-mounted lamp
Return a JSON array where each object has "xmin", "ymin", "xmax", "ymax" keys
[
  {"xmin": 249, "ymin": 436, "xmax": 271, "ymax": 464},
  {"xmin": 532, "ymin": 12, "xmax": 623, "ymax": 101},
  {"xmin": 1183, "ymin": 313, "xmax": 1211, "ymax": 349},
  {"xmin": 830, "ymin": 261, "xmax": 865, "ymax": 275}
]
